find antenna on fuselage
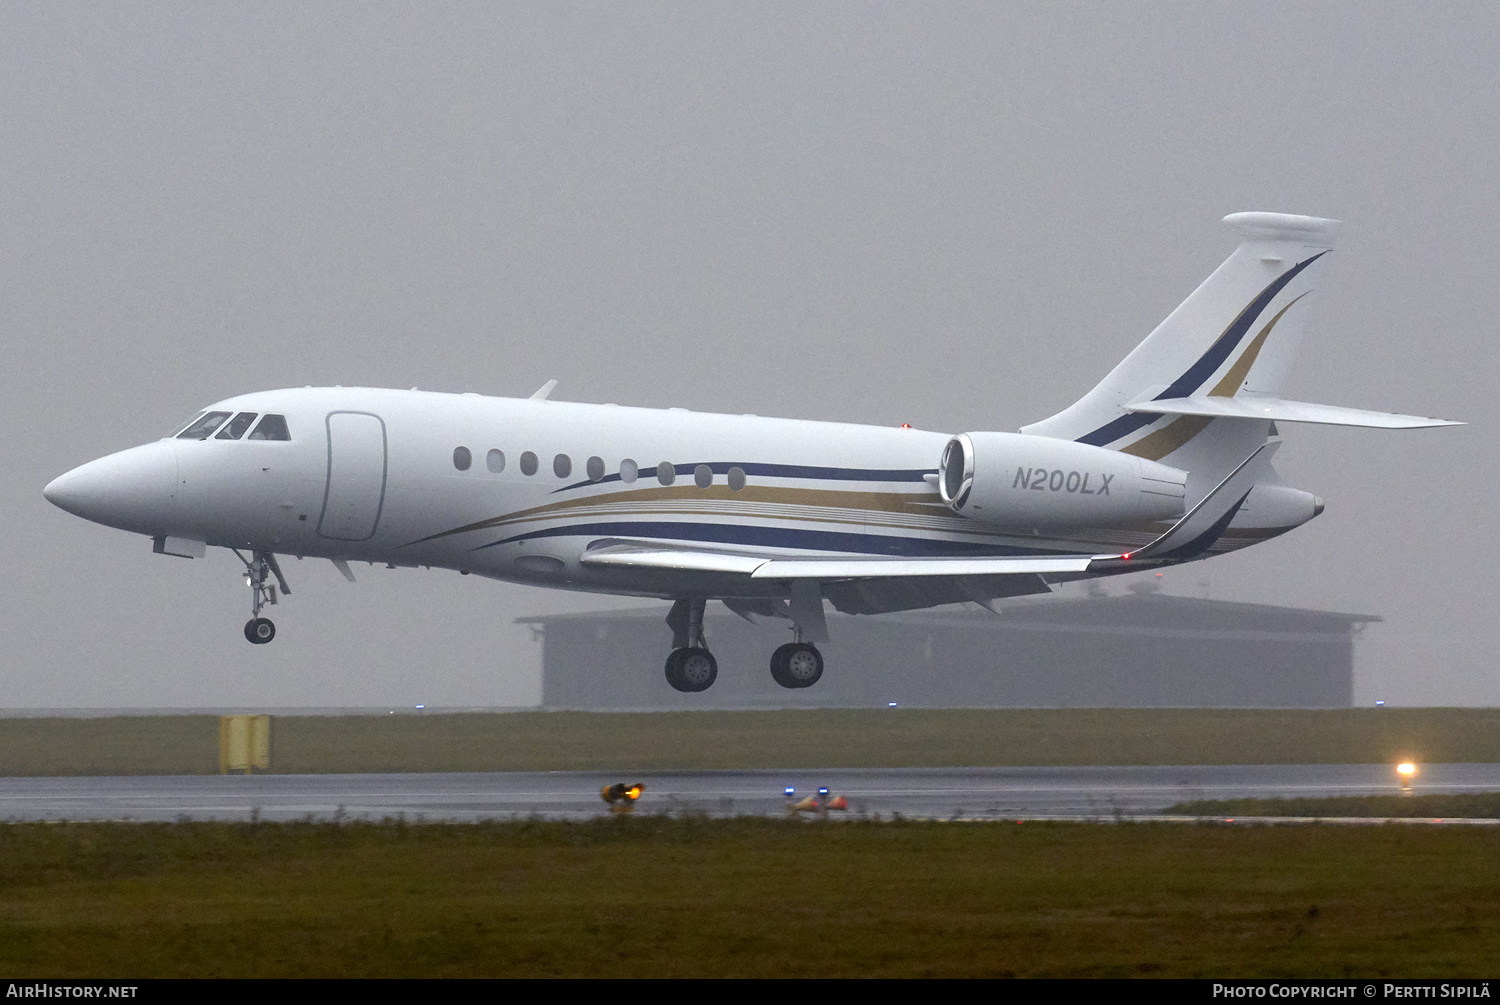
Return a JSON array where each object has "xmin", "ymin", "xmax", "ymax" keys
[{"xmin": 529, "ymin": 379, "xmax": 558, "ymax": 400}]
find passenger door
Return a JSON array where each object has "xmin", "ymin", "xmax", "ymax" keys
[{"xmin": 316, "ymin": 412, "xmax": 387, "ymax": 541}]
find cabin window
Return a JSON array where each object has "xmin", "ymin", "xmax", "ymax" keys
[
  {"xmin": 215, "ymin": 412, "xmax": 258, "ymax": 440},
  {"xmin": 453, "ymin": 446, "xmax": 472, "ymax": 471},
  {"xmin": 620, "ymin": 459, "xmax": 638, "ymax": 484},
  {"xmin": 486, "ymin": 449, "xmax": 505, "ymax": 473},
  {"xmin": 656, "ymin": 461, "xmax": 676, "ymax": 486},
  {"xmin": 520, "ymin": 451, "xmax": 539, "ymax": 476},
  {"xmin": 728, "ymin": 466, "xmax": 746, "ymax": 491},
  {"xmin": 586, "ymin": 455, "xmax": 605, "ymax": 481},
  {"xmin": 694, "ymin": 464, "xmax": 713, "ymax": 488},
  {"xmin": 176, "ymin": 412, "xmax": 232, "ymax": 440},
  {"xmin": 553, "ymin": 454, "xmax": 572, "ymax": 478},
  {"xmin": 247, "ymin": 414, "xmax": 291, "ymax": 441}
]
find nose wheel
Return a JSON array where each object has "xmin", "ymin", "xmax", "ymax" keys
[
  {"xmin": 234, "ymin": 549, "xmax": 290, "ymax": 645},
  {"xmin": 244, "ymin": 618, "xmax": 276, "ymax": 644}
]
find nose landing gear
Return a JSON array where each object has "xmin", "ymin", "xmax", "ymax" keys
[
  {"xmin": 244, "ymin": 618, "xmax": 275, "ymax": 644},
  {"xmin": 234, "ymin": 549, "xmax": 290, "ymax": 645}
]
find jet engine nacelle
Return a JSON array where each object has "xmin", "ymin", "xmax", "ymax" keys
[
  {"xmin": 1233, "ymin": 483, "xmax": 1325, "ymax": 531},
  {"xmin": 938, "ymin": 432, "xmax": 1188, "ymax": 530}
]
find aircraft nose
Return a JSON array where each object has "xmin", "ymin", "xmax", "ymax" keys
[{"xmin": 44, "ymin": 441, "xmax": 177, "ymax": 534}]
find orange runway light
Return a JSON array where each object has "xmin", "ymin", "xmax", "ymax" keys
[{"xmin": 601, "ymin": 782, "xmax": 645, "ymax": 811}]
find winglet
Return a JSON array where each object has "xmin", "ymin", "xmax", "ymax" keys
[
  {"xmin": 1090, "ymin": 442, "xmax": 1279, "ymax": 570},
  {"xmin": 530, "ymin": 379, "xmax": 558, "ymax": 400}
]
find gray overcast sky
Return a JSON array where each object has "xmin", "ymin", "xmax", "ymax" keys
[{"xmin": 1, "ymin": 2, "xmax": 1492, "ymax": 708}]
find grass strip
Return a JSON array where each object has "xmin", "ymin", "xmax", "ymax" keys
[
  {"xmin": 0, "ymin": 816, "xmax": 1497, "ymax": 977},
  {"xmin": 1163, "ymin": 792, "xmax": 1500, "ymax": 819},
  {"xmin": 3, "ymin": 707, "xmax": 1500, "ymax": 776}
]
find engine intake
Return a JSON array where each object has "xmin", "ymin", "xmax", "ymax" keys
[{"xmin": 937, "ymin": 431, "xmax": 1187, "ymax": 531}]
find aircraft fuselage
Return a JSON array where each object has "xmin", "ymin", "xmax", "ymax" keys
[{"xmin": 46, "ymin": 385, "xmax": 1280, "ymax": 602}]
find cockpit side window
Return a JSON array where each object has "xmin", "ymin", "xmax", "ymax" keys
[
  {"xmin": 176, "ymin": 411, "xmax": 233, "ymax": 440},
  {"xmin": 247, "ymin": 414, "xmax": 291, "ymax": 441},
  {"xmin": 214, "ymin": 412, "xmax": 259, "ymax": 440}
]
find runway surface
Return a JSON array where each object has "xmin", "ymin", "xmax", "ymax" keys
[{"xmin": 4, "ymin": 764, "xmax": 1500, "ymax": 822}]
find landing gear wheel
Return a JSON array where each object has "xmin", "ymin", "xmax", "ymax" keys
[
  {"xmin": 770, "ymin": 642, "xmax": 823, "ymax": 689},
  {"xmin": 244, "ymin": 618, "xmax": 276, "ymax": 645},
  {"xmin": 665, "ymin": 647, "xmax": 718, "ymax": 692}
]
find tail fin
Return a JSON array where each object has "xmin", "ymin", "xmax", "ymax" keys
[{"xmin": 1022, "ymin": 212, "xmax": 1340, "ymax": 482}]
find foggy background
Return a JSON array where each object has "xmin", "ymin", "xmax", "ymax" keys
[{"xmin": 1, "ymin": 3, "xmax": 1490, "ymax": 709}]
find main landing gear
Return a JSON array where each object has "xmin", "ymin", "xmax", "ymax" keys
[
  {"xmin": 234, "ymin": 549, "xmax": 291, "ymax": 645},
  {"xmin": 664, "ymin": 598, "xmax": 718, "ymax": 692},
  {"xmin": 662, "ymin": 594, "xmax": 826, "ymax": 693},
  {"xmin": 770, "ymin": 641, "xmax": 823, "ymax": 689}
]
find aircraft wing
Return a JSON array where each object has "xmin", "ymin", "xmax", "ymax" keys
[
  {"xmin": 1126, "ymin": 395, "xmax": 1461, "ymax": 429},
  {"xmin": 579, "ymin": 540, "xmax": 1101, "ymax": 578}
]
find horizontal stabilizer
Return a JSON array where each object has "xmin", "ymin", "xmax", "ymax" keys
[
  {"xmin": 1126, "ymin": 395, "xmax": 1461, "ymax": 429},
  {"xmin": 581, "ymin": 540, "xmax": 1098, "ymax": 579}
]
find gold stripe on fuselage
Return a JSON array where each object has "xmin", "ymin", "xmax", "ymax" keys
[
  {"xmin": 415, "ymin": 480, "xmax": 1175, "ymax": 551},
  {"xmin": 420, "ymin": 483, "xmax": 960, "ymax": 542}
]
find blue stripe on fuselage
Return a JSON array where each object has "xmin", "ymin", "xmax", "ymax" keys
[{"xmin": 473, "ymin": 520, "xmax": 1064, "ymax": 559}]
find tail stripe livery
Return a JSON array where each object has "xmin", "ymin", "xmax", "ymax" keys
[{"xmin": 1074, "ymin": 252, "xmax": 1326, "ymax": 448}]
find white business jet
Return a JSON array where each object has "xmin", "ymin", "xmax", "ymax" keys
[{"xmin": 44, "ymin": 212, "xmax": 1458, "ymax": 693}]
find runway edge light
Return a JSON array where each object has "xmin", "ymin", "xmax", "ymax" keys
[{"xmin": 1397, "ymin": 762, "xmax": 1417, "ymax": 792}]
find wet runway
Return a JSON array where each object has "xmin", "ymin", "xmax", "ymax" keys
[{"xmin": 4, "ymin": 764, "xmax": 1500, "ymax": 822}]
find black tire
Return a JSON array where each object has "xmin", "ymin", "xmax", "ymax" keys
[
  {"xmin": 244, "ymin": 618, "xmax": 276, "ymax": 645},
  {"xmin": 770, "ymin": 642, "xmax": 822, "ymax": 688},
  {"xmin": 665, "ymin": 647, "xmax": 717, "ymax": 692}
]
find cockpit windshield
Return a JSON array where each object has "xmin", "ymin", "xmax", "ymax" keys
[
  {"xmin": 214, "ymin": 412, "xmax": 259, "ymax": 440},
  {"xmin": 247, "ymin": 414, "xmax": 291, "ymax": 441},
  {"xmin": 175, "ymin": 411, "xmax": 232, "ymax": 440},
  {"xmin": 167, "ymin": 412, "xmax": 205, "ymax": 437},
  {"xmin": 169, "ymin": 410, "xmax": 290, "ymax": 441}
]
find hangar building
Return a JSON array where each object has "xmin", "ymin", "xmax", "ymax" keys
[{"xmin": 520, "ymin": 592, "xmax": 1376, "ymax": 710}]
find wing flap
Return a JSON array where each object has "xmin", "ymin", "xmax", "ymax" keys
[
  {"xmin": 580, "ymin": 543, "xmax": 766, "ymax": 575},
  {"xmin": 750, "ymin": 556, "xmax": 1095, "ymax": 578},
  {"xmin": 580, "ymin": 539, "xmax": 1099, "ymax": 579}
]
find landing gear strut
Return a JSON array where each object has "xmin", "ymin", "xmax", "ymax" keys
[
  {"xmin": 664, "ymin": 598, "xmax": 718, "ymax": 692},
  {"xmin": 234, "ymin": 549, "xmax": 290, "ymax": 645},
  {"xmin": 770, "ymin": 581, "xmax": 826, "ymax": 688}
]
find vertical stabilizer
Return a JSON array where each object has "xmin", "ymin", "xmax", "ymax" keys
[{"xmin": 1022, "ymin": 213, "xmax": 1340, "ymax": 495}]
